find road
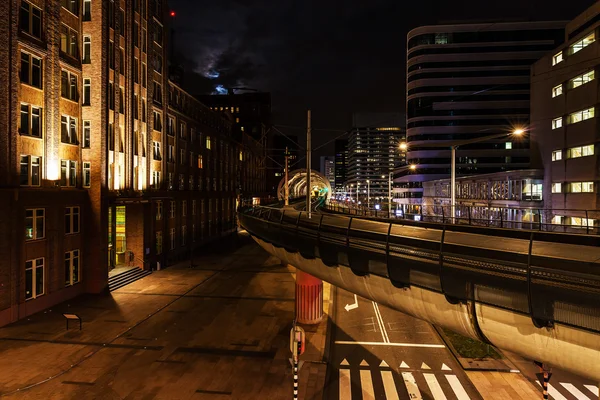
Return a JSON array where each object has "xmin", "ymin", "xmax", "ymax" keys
[{"xmin": 325, "ymin": 287, "xmax": 482, "ymax": 399}]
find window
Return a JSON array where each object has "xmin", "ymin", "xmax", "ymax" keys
[
  {"xmin": 181, "ymin": 226, "xmax": 187, "ymax": 246},
  {"xmin": 60, "ymin": 25, "xmax": 79, "ymax": 58},
  {"xmin": 83, "ymin": 162, "xmax": 91, "ymax": 187},
  {"xmin": 570, "ymin": 217, "xmax": 595, "ymax": 228},
  {"xmin": 118, "ymin": 47, "xmax": 125, "ymax": 75},
  {"xmin": 83, "ymin": 78, "xmax": 91, "ymax": 106},
  {"xmin": 119, "ymin": 86, "xmax": 124, "ymax": 113},
  {"xmin": 552, "ymin": 117, "xmax": 563, "ymax": 130},
  {"xmin": 19, "ymin": 103, "xmax": 42, "ymax": 137},
  {"xmin": 198, "ymin": 155, "xmax": 203, "ymax": 168},
  {"xmin": 108, "ymin": 81, "xmax": 114, "ymax": 110},
  {"xmin": 153, "ymin": 111, "xmax": 162, "ymax": 131},
  {"xmin": 25, "ymin": 258, "xmax": 44, "ymax": 300},
  {"xmin": 170, "ymin": 201, "xmax": 176, "ymax": 218},
  {"xmin": 568, "ymin": 107, "xmax": 595, "ymax": 124},
  {"xmin": 552, "ymin": 183, "xmax": 562, "ymax": 193},
  {"xmin": 168, "ymin": 172, "xmax": 173, "ymax": 189},
  {"xmin": 60, "ymin": 160, "xmax": 77, "ymax": 186},
  {"xmin": 206, "ymin": 136, "xmax": 211, "ymax": 150},
  {"xmin": 65, "ymin": 206, "xmax": 80, "ymax": 234},
  {"xmin": 133, "ymin": 21, "xmax": 139, "ymax": 47},
  {"xmin": 570, "ymin": 70, "xmax": 595, "ymax": 89},
  {"xmin": 108, "ymin": 123, "xmax": 114, "ymax": 151},
  {"xmin": 25, "ymin": 208, "xmax": 44, "ymax": 240},
  {"xmin": 142, "ymin": 63, "xmax": 147, "ymax": 87},
  {"xmin": 552, "ymin": 150, "xmax": 562, "ymax": 161},
  {"xmin": 567, "ymin": 144, "xmax": 594, "ymax": 158},
  {"xmin": 156, "ymin": 231, "xmax": 162, "ymax": 254},
  {"xmin": 151, "ymin": 170, "xmax": 160, "ymax": 188},
  {"xmin": 552, "ymin": 215, "xmax": 563, "ymax": 225},
  {"xmin": 142, "ymin": 27, "xmax": 147, "ymax": 52},
  {"xmin": 142, "ymin": 98, "xmax": 146, "ymax": 122},
  {"xmin": 152, "ymin": 20, "xmax": 163, "ymax": 45},
  {"xmin": 192, "ymin": 200, "xmax": 197, "ymax": 216},
  {"xmin": 61, "ymin": 70, "xmax": 78, "ymax": 101},
  {"xmin": 167, "ymin": 144, "xmax": 174, "ymax": 162},
  {"xmin": 61, "ymin": 0, "xmax": 79, "ymax": 15},
  {"xmin": 118, "ymin": 8, "xmax": 125, "ymax": 36},
  {"xmin": 20, "ymin": 155, "xmax": 40, "ymax": 186},
  {"xmin": 83, "ymin": 0, "xmax": 91, "ymax": 20},
  {"xmin": 569, "ymin": 182, "xmax": 594, "ymax": 193},
  {"xmin": 179, "ymin": 174, "xmax": 185, "ymax": 190},
  {"xmin": 570, "ymin": 32, "xmax": 595, "ymax": 55},
  {"xmin": 20, "ymin": 52, "xmax": 42, "ymax": 88},
  {"xmin": 151, "ymin": 50, "xmax": 162, "ymax": 73},
  {"xmin": 189, "ymin": 151, "xmax": 194, "ymax": 167},
  {"xmin": 156, "ymin": 201, "xmax": 162, "ymax": 220},
  {"xmin": 153, "ymin": 141, "xmax": 162, "ymax": 160},
  {"xmin": 61, "ymin": 115, "xmax": 78, "ymax": 144},
  {"xmin": 170, "ymin": 228, "xmax": 175, "ymax": 250},
  {"xmin": 182, "ymin": 200, "xmax": 187, "ymax": 217},
  {"xmin": 179, "ymin": 122, "xmax": 186, "ymax": 139},
  {"xmin": 239, "ymin": 151, "xmax": 243, "ymax": 161},
  {"xmin": 189, "ymin": 175, "xmax": 194, "ymax": 190},
  {"xmin": 83, "ymin": 36, "xmax": 91, "ymax": 63},
  {"xmin": 167, "ymin": 116, "xmax": 175, "ymax": 136},
  {"xmin": 180, "ymin": 149, "xmax": 186, "ymax": 165},
  {"xmin": 552, "ymin": 51, "xmax": 563, "ymax": 66},
  {"xmin": 64, "ymin": 250, "xmax": 80, "ymax": 286},
  {"xmin": 552, "ymin": 84, "xmax": 563, "ymax": 98},
  {"xmin": 20, "ymin": 1, "xmax": 42, "ymax": 39},
  {"xmin": 153, "ymin": 81, "xmax": 162, "ymax": 104},
  {"xmin": 134, "ymin": 57, "xmax": 139, "ymax": 83},
  {"xmin": 82, "ymin": 120, "xmax": 90, "ymax": 148}
]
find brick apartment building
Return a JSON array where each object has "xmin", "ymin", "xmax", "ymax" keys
[{"xmin": 0, "ymin": 0, "xmax": 266, "ymax": 327}]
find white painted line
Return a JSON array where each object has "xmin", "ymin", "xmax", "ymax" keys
[
  {"xmin": 584, "ymin": 384, "xmax": 599, "ymax": 397},
  {"xmin": 441, "ymin": 363, "xmax": 452, "ymax": 371},
  {"xmin": 335, "ymin": 341, "xmax": 445, "ymax": 348},
  {"xmin": 381, "ymin": 370, "xmax": 400, "ymax": 400},
  {"xmin": 445, "ymin": 375, "xmax": 471, "ymax": 400},
  {"xmin": 360, "ymin": 369, "xmax": 376, "ymax": 400},
  {"xmin": 424, "ymin": 373, "xmax": 448, "ymax": 400},
  {"xmin": 421, "ymin": 362, "xmax": 431, "ymax": 370},
  {"xmin": 537, "ymin": 381, "xmax": 567, "ymax": 400},
  {"xmin": 372, "ymin": 302, "xmax": 390, "ymax": 343},
  {"xmin": 339, "ymin": 369, "xmax": 351, "ymax": 400},
  {"xmin": 345, "ymin": 294, "xmax": 359, "ymax": 311},
  {"xmin": 340, "ymin": 358, "xmax": 349, "ymax": 366},
  {"xmin": 380, "ymin": 360, "xmax": 389, "ymax": 368},
  {"xmin": 509, "ymin": 369, "xmax": 521, "ymax": 373},
  {"xmin": 360, "ymin": 359, "xmax": 368, "ymax": 366},
  {"xmin": 402, "ymin": 372, "xmax": 423, "ymax": 400},
  {"xmin": 400, "ymin": 361, "xmax": 410, "ymax": 369},
  {"xmin": 560, "ymin": 383, "xmax": 591, "ymax": 400}
]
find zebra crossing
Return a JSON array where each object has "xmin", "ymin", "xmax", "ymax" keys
[
  {"xmin": 338, "ymin": 359, "xmax": 472, "ymax": 399},
  {"xmin": 537, "ymin": 380, "xmax": 600, "ymax": 399}
]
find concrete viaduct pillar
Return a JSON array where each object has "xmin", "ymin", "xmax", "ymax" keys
[{"xmin": 295, "ymin": 269, "xmax": 324, "ymax": 324}]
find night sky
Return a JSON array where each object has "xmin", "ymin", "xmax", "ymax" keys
[{"xmin": 170, "ymin": 0, "xmax": 596, "ymax": 157}]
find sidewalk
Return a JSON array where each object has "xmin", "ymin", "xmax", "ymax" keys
[
  {"xmin": 467, "ymin": 371, "xmax": 541, "ymax": 400},
  {"xmin": 0, "ymin": 233, "xmax": 330, "ymax": 399}
]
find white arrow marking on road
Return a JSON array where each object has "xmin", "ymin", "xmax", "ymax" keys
[
  {"xmin": 560, "ymin": 383, "xmax": 591, "ymax": 399},
  {"xmin": 380, "ymin": 360, "xmax": 389, "ymax": 367},
  {"xmin": 402, "ymin": 372, "xmax": 423, "ymax": 399},
  {"xmin": 339, "ymin": 369, "xmax": 351, "ymax": 399},
  {"xmin": 421, "ymin": 362, "xmax": 431, "ymax": 370},
  {"xmin": 345, "ymin": 294, "xmax": 359, "ymax": 311},
  {"xmin": 441, "ymin": 363, "xmax": 452, "ymax": 371},
  {"xmin": 360, "ymin": 370, "xmax": 376, "ymax": 400},
  {"xmin": 424, "ymin": 373, "xmax": 447, "ymax": 400},
  {"xmin": 340, "ymin": 358, "xmax": 349, "ymax": 366},
  {"xmin": 400, "ymin": 361, "xmax": 410, "ymax": 368},
  {"xmin": 585, "ymin": 385, "xmax": 599, "ymax": 396},
  {"xmin": 382, "ymin": 370, "xmax": 400, "ymax": 400},
  {"xmin": 360, "ymin": 359, "xmax": 369, "ymax": 366}
]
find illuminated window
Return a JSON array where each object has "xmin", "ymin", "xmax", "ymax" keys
[
  {"xmin": 570, "ymin": 70, "xmax": 595, "ymax": 89},
  {"xmin": 25, "ymin": 257, "xmax": 44, "ymax": 300},
  {"xmin": 61, "ymin": 70, "xmax": 78, "ymax": 101},
  {"xmin": 239, "ymin": 151, "xmax": 243, "ymax": 161},
  {"xmin": 551, "ymin": 183, "xmax": 562, "ymax": 193},
  {"xmin": 20, "ymin": 52, "xmax": 42, "ymax": 88},
  {"xmin": 198, "ymin": 155, "xmax": 203, "ymax": 168},
  {"xmin": 552, "ymin": 84, "xmax": 562, "ymax": 98},
  {"xmin": 60, "ymin": 160, "xmax": 77, "ymax": 187},
  {"xmin": 567, "ymin": 144, "xmax": 594, "ymax": 158},
  {"xmin": 25, "ymin": 208, "xmax": 44, "ymax": 240},
  {"xmin": 570, "ymin": 32, "xmax": 595, "ymax": 55},
  {"xmin": 60, "ymin": 25, "xmax": 79, "ymax": 58},
  {"xmin": 505, "ymin": 142, "xmax": 512, "ymax": 149},
  {"xmin": 151, "ymin": 171, "xmax": 161, "ymax": 188},
  {"xmin": 19, "ymin": 104, "xmax": 42, "ymax": 137},
  {"xmin": 569, "ymin": 181, "xmax": 594, "ymax": 193},
  {"xmin": 206, "ymin": 136, "xmax": 211, "ymax": 150},
  {"xmin": 552, "ymin": 150, "xmax": 562, "ymax": 161},
  {"xmin": 64, "ymin": 249, "xmax": 80, "ymax": 286},
  {"xmin": 568, "ymin": 107, "xmax": 594, "ymax": 124}
]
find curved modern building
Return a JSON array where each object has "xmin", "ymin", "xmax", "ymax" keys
[{"xmin": 397, "ymin": 21, "xmax": 567, "ymax": 210}]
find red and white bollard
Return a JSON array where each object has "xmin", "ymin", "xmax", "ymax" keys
[{"xmin": 295, "ymin": 269, "xmax": 324, "ymax": 324}]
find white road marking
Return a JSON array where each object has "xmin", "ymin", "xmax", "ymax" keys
[
  {"xmin": 560, "ymin": 383, "xmax": 591, "ymax": 400},
  {"xmin": 340, "ymin": 358, "xmax": 349, "ymax": 366},
  {"xmin": 360, "ymin": 369, "xmax": 376, "ymax": 400},
  {"xmin": 400, "ymin": 361, "xmax": 410, "ymax": 368},
  {"xmin": 372, "ymin": 302, "xmax": 390, "ymax": 343},
  {"xmin": 402, "ymin": 372, "xmax": 423, "ymax": 399},
  {"xmin": 585, "ymin": 385, "xmax": 599, "ymax": 396},
  {"xmin": 537, "ymin": 381, "xmax": 567, "ymax": 400},
  {"xmin": 339, "ymin": 369, "xmax": 351, "ymax": 400},
  {"xmin": 345, "ymin": 294, "xmax": 359, "ymax": 311},
  {"xmin": 424, "ymin": 373, "xmax": 447, "ymax": 400},
  {"xmin": 421, "ymin": 362, "xmax": 431, "ymax": 370},
  {"xmin": 335, "ymin": 341, "xmax": 445, "ymax": 348},
  {"xmin": 360, "ymin": 359, "xmax": 369, "ymax": 366},
  {"xmin": 441, "ymin": 363, "xmax": 452, "ymax": 371},
  {"xmin": 380, "ymin": 360, "xmax": 389, "ymax": 367},
  {"xmin": 446, "ymin": 375, "xmax": 470, "ymax": 400},
  {"xmin": 381, "ymin": 370, "xmax": 400, "ymax": 400}
]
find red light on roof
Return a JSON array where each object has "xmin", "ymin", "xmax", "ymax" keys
[{"xmin": 170, "ymin": 10, "xmax": 176, "ymax": 17}]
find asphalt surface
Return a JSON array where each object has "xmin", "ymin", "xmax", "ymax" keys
[{"xmin": 325, "ymin": 287, "xmax": 483, "ymax": 400}]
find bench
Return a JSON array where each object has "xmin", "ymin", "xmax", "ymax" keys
[{"xmin": 63, "ymin": 313, "xmax": 82, "ymax": 331}]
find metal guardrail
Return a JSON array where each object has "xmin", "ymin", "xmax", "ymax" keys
[
  {"xmin": 326, "ymin": 202, "xmax": 600, "ymax": 235},
  {"xmin": 239, "ymin": 205, "xmax": 600, "ymax": 334}
]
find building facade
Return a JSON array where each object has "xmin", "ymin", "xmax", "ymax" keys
[
  {"xmin": 398, "ymin": 21, "xmax": 567, "ymax": 209},
  {"xmin": 334, "ymin": 139, "xmax": 348, "ymax": 192},
  {"xmin": 0, "ymin": 0, "xmax": 264, "ymax": 327},
  {"xmin": 347, "ymin": 113, "xmax": 405, "ymax": 205},
  {"xmin": 531, "ymin": 2, "xmax": 600, "ymax": 231},
  {"xmin": 319, "ymin": 156, "xmax": 335, "ymax": 188}
]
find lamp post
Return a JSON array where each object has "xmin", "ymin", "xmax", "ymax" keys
[
  {"xmin": 388, "ymin": 172, "xmax": 393, "ymax": 217},
  {"xmin": 366, "ymin": 180, "xmax": 370, "ymax": 210},
  {"xmin": 400, "ymin": 128, "xmax": 524, "ymax": 223},
  {"xmin": 356, "ymin": 182, "xmax": 360, "ymax": 205}
]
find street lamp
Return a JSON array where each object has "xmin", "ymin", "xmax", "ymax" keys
[
  {"xmin": 356, "ymin": 182, "xmax": 360, "ymax": 205},
  {"xmin": 366, "ymin": 180, "xmax": 370, "ymax": 209},
  {"xmin": 401, "ymin": 127, "xmax": 525, "ymax": 223}
]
